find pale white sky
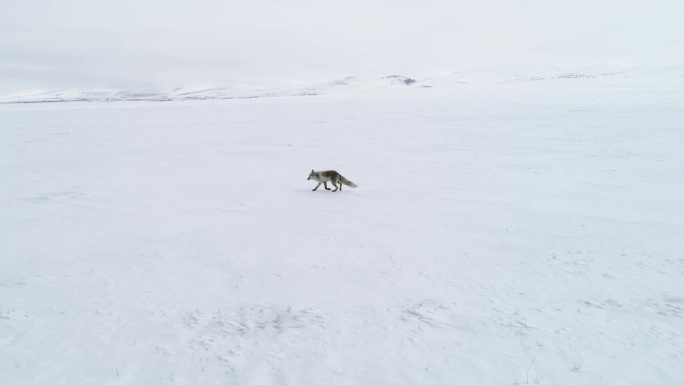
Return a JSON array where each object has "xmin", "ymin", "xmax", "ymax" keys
[{"xmin": 1, "ymin": 0, "xmax": 682, "ymax": 92}]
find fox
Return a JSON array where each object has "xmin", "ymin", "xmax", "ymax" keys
[{"xmin": 307, "ymin": 170, "xmax": 357, "ymax": 192}]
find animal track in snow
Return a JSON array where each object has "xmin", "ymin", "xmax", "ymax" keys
[{"xmin": 182, "ymin": 306, "xmax": 327, "ymax": 372}]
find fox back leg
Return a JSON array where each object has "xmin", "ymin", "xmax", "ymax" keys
[{"xmin": 331, "ymin": 177, "xmax": 340, "ymax": 192}]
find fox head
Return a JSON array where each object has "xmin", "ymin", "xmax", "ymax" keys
[{"xmin": 307, "ymin": 170, "xmax": 314, "ymax": 180}]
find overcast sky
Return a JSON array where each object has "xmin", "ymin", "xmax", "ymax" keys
[{"xmin": 1, "ymin": 0, "xmax": 682, "ymax": 92}]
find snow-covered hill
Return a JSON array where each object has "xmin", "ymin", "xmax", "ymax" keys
[
  {"xmin": 2, "ymin": 66, "xmax": 682, "ymax": 104},
  {"xmin": 1, "ymin": 75, "xmax": 683, "ymax": 384}
]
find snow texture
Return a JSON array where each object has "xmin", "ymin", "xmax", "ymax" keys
[{"xmin": 1, "ymin": 72, "xmax": 683, "ymax": 384}]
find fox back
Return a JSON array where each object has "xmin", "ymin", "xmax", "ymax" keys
[{"xmin": 307, "ymin": 170, "xmax": 340, "ymax": 182}]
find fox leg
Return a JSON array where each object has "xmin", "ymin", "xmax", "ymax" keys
[
  {"xmin": 313, "ymin": 183, "xmax": 322, "ymax": 191},
  {"xmin": 323, "ymin": 182, "xmax": 331, "ymax": 190},
  {"xmin": 331, "ymin": 180, "xmax": 339, "ymax": 192}
]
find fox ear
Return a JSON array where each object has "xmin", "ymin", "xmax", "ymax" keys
[{"xmin": 311, "ymin": 169, "xmax": 314, "ymax": 172}]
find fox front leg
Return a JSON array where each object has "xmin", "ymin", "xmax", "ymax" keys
[
  {"xmin": 313, "ymin": 182, "xmax": 322, "ymax": 191},
  {"xmin": 324, "ymin": 182, "xmax": 331, "ymax": 190}
]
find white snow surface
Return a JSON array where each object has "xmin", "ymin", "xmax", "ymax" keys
[
  {"xmin": 2, "ymin": 65, "xmax": 683, "ymax": 104},
  {"xmin": 1, "ymin": 75, "xmax": 684, "ymax": 384}
]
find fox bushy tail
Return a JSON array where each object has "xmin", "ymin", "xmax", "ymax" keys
[{"xmin": 340, "ymin": 176, "xmax": 357, "ymax": 188}]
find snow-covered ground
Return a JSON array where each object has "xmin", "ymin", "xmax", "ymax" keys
[
  {"xmin": 1, "ymin": 74, "xmax": 683, "ymax": 384},
  {"xmin": 2, "ymin": 65, "xmax": 682, "ymax": 104}
]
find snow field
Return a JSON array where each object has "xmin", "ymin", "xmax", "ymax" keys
[{"xmin": 1, "ymin": 83, "xmax": 683, "ymax": 384}]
